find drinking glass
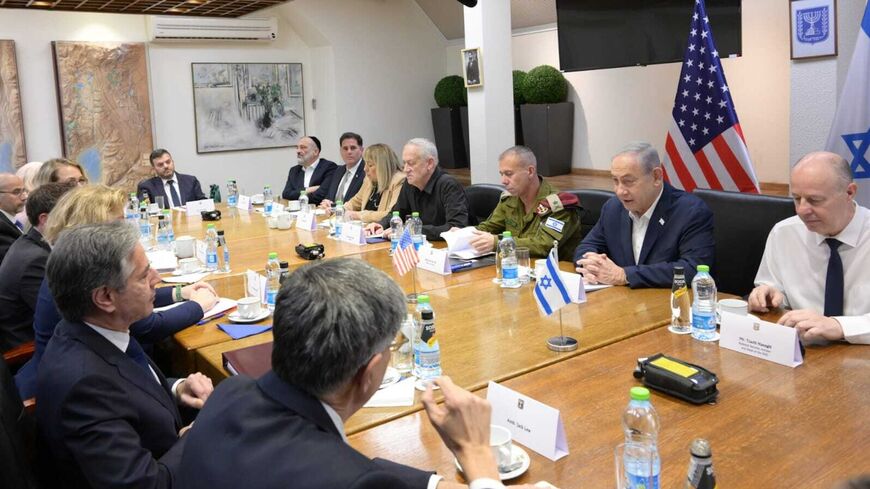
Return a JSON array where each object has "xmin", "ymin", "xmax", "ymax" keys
[
  {"xmin": 516, "ymin": 248, "xmax": 531, "ymax": 284},
  {"xmin": 155, "ymin": 195, "xmax": 166, "ymax": 210}
]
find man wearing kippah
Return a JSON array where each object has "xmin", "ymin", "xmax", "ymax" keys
[{"xmin": 282, "ymin": 135, "xmax": 338, "ymax": 202}]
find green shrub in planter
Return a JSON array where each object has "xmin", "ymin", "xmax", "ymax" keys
[
  {"xmin": 521, "ymin": 65, "xmax": 568, "ymax": 104},
  {"xmin": 434, "ymin": 75, "xmax": 467, "ymax": 108},
  {"xmin": 512, "ymin": 70, "xmax": 527, "ymax": 106}
]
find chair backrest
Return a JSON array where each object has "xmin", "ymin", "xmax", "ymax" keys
[
  {"xmin": 464, "ymin": 183, "xmax": 505, "ymax": 226},
  {"xmin": 0, "ymin": 356, "xmax": 38, "ymax": 489},
  {"xmin": 694, "ymin": 189, "xmax": 796, "ymax": 296},
  {"xmin": 567, "ymin": 188, "xmax": 615, "ymax": 230}
]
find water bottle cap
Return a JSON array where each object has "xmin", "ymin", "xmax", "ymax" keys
[
  {"xmin": 279, "ymin": 261, "xmax": 289, "ymax": 268},
  {"xmin": 217, "ymin": 230, "xmax": 225, "ymax": 236},
  {"xmin": 393, "ymin": 211, "xmax": 400, "ymax": 216},
  {"xmin": 264, "ymin": 185, "xmax": 271, "ymax": 189},
  {"xmin": 300, "ymin": 191, "xmax": 306, "ymax": 195},
  {"xmin": 336, "ymin": 200, "xmax": 343, "ymax": 205},
  {"xmin": 417, "ymin": 294, "xmax": 430, "ymax": 303},
  {"xmin": 268, "ymin": 252, "xmax": 278, "ymax": 259},
  {"xmin": 421, "ymin": 311, "xmax": 434, "ymax": 320},
  {"xmin": 673, "ymin": 265, "xmax": 685, "ymax": 273},
  {"xmin": 629, "ymin": 386, "xmax": 650, "ymax": 401},
  {"xmin": 690, "ymin": 438, "xmax": 712, "ymax": 457},
  {"xmin": 207, "ymin": 224, "xmax": 216, "ymax": 229},
  {"xmin": 130, "ymin": 192, "xmax": 137, "ymax": 197},
  {"xmin": 412, "ymin": 211, "xmax": 420, "ymax": 217},
  {"xmin": 696, "ymin": 264, "xmax": 710, "ymax": 273},
  {"xmin": 157, "ymin": 215, "xmax": 165, "ymax": 220},
  {"xmin": 502, "ymin": 231, "xmax": 512, "ymax": 237}
]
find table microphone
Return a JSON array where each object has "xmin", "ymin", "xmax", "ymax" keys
[{"xmin": 456, "ymin": 0, "xmax": 478, "ymax": 7}]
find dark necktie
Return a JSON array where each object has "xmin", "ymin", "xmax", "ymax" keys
[
  {"xmin": 14, "ymin": 219, "xmax": 23, "ymax": 232},
  {"xmin": 824, "ymin": 238, "xmax": 844, "ymax": 317},
  {"xmin": 167, "ymin": 179, "xmax": 182, "ymax": 207},
  {"xmin": 126, "ymin": 336, "xmax": 156, "ymax": 380}
]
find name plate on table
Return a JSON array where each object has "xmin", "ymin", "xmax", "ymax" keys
[
  {"xmin": 416, "ymin": 244, "xmax": 451, "ymax": 275},
  {"xmin": 271, "ymin": 202, "xmax": 284, "ymax": 215},
  {"xmin": 296, "ymin": 210, "xmax": 317, "ymax": 231},
  {"xmin": 236, "ymin": 195, "xmax": 253, "ymax": 211},
  {"xmin": 720, "ymin": 311, "xmax": 804, "ymax": 368},
  {"xmin": 487, "ymin": 381, "xmax": 569, "ymax": 461},
  {"xmin": 186, "ymin": 199, "xmax": 215, "ymax": 216},
  {"xmin": 195, "ymin": 239, "xmax": 207, "ymax": 263},
  {"xmin": 339, "ymin": 221, "xmax": 366, "ymax": 245},
  {"xmin": 245, "ymin": 269, "xmax": 267, "ymax": 304}
]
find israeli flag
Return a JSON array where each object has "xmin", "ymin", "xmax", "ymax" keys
[
  {"xmin": 825, "ymin": 1, "xmax": 870, "ymax": 207},
  {"xmin": 533, "ymin": 249, "xmax": 571, "ymax": 316}
]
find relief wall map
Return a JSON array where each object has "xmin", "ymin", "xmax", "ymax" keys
[
  {"xmin": 0, "ymin": 40, "xmax": 27, "ymax": 172},
  {"xmin": 53, "ymin": 42, "xmax": 153, "ymax": 189}
]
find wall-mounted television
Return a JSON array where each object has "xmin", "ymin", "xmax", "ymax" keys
[{"xmin": 556, "ymin": 0, "xmax": 742, "ymax": 72}]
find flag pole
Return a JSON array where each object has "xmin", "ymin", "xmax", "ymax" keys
[
  {"xmin": 546, "ymin": 240, "xmax": 578, "ymax": 352},
  {"xmin": 408, "ymin": 264, "xmax": 419, "ymax": 303}
]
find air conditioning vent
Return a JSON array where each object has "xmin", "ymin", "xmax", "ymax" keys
[{"xmin": 148, "ymin": 16, "xmax": 277, "ymax": 42}]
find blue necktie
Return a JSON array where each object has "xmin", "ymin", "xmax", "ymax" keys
[
  {"xmin": 167, "ymin": 179, "xmax": 182, "ymax": 207},
  {"xmin": 125, "ymin": 336, "xmax": 154, "ymax": 377},
  {"xmin": 824, "ymin": 238, "xmax": 844, "ymax": 317},
  {"xmin": 14, "ymin": 220, "xmax": 23, "ymax": 232}
]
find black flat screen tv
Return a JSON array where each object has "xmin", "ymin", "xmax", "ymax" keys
[{"xmin": 556, "ymin": 0, "xmax": 741, "ymax": 72}]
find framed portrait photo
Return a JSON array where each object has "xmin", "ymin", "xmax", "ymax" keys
[
  {"xmin": 790, "ymin": 0, "xmax": 837, "ymax": 59},
  {"xmin": 461, "ymin": 47, "xmax": 482, "ymax": 88}
]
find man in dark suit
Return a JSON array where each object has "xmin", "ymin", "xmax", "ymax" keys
[
  {"xmin": 0, "ymin": 173, "xmax": 27, "ymax": 265},
  {"xmin": 137, "ymin": 149, "xmax": 206, "ymax": 207},
  {"xmin": 574, "ymin": 142, "xmax": 715, "ymax": 288},
  {"xmin": 178, "ymin": 259, "xmax": 511, "ymax": 489},
  {"xmin": 0, "ymin": 182, "xmax": 73, "ymax": 352},
  {"xmin": 281, "ymin": 135, "xmax": 338, "ymax": 203},
  {"xmin": 37, "ymin": 221, "xmax": 214, "ymax": 489},
  {"xmin": 315, "ymin": 132, "xmax": 366, "ymax": 208}
]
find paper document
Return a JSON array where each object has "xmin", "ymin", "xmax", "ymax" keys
[
  {"xmin": 440, "ymin": 227, "xmax": 495, "ymax": 259},
  {"xmin": 364, "ymin": 377, "xmax": 415, "ymax": 408},
  {"xmin": 162, "ymin": 271, "xmax": 211, "ymax": 284},
  {"xmin": 154, "ymin": 297, "xmax": 236, "ymax": 319},
  {"xmin": 146, "ymin": 250, "xmax": 178, "ymax": 272}
]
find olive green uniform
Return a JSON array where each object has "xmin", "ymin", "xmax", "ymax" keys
[{"xmin": 476, "ymin": 179, "xmax": 583, "ymax": 259}]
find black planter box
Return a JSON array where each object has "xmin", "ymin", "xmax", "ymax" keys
[
  {"xmin": 520, "ymin": 102, "xmax": 574, "ymax": 176},
  {"xmin": 431, "ymin": 107, "xmax": 468, "ymax": 169}
]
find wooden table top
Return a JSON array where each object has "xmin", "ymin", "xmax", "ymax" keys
[
  {"xmin": 348, "ymin": 326, "xmax": 870, "ymax": 488},
  {"xmin": 195, "ymin": 283, "xmax": 674, "ymax": 435}
]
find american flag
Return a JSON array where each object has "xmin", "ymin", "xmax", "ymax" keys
[
  {"xmin": 663, "ymin": 0, "xmax": 760, "ymax": 194},
  {"xmin": 392, "ymin": 228, "xmax": 419, "ymax": 276}
]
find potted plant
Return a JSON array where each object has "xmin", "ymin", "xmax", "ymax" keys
[
  {"xmin": 431, "ymin": 75, "xmax": 468, "ymax": 169},
  {"xmin": 513, "ymin": 70, "xmax": 527, "ymax": 145},
  {"xmin": 520, "ymin": 65, "xmax": 573, "ymax": 176}
]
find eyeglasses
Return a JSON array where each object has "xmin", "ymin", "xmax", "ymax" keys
[{"xmin": 0, "ymin": 188, "xmax": 27, "ymax": 196}]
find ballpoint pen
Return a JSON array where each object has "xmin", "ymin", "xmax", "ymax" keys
[{"xmin": 197, "ymin": 312, "xmax": 225, "ymax": 325}]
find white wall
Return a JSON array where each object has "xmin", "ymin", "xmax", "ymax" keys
[{"xmin": 447, "ymin": 0, "xmax": 792, "ymax": 184}]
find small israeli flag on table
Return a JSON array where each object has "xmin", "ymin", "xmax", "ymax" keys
[{"xmin": 534, "ymin": 248, "xmax": 570, "ymax": 316}]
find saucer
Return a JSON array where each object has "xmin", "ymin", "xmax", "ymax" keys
[
  {"xmin": 455, "ymin": 444, "xmax": 530, "ymax": 481},
  {"xmin": 380, "ymin": 367, "xmax": 401, "ymax": 389},
  {"xmin": 227, "ymin": 310, "xmax": 270, "ymax": 324}
]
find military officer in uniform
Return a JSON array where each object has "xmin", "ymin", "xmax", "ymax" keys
[{"xmin": 465, "ymin": 146, "xmax": 584, "ymax": 259}]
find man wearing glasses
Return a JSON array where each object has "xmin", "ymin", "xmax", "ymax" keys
[{"xmin": 0, "ymin": 173, "xmax": 27, "ymax": 265}]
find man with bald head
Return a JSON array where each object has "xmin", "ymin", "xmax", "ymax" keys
[
  {"xmin": 282, "ymin": 136, "xmax": 338, "ymax": 202},
  {"xmin": 750, "ymin": 151, "xmax": 870, "ymax": 344},
  {"xmin": 0, "ymin": 173, "xmax": 27, "ymax": 265}
]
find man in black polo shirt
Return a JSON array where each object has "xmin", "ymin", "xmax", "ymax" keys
[{"xmin": 366, "ymin": 138, "xmax": 468, "ymax": 241}]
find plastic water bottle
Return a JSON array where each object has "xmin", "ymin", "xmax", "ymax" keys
[
  {"xmin": 413, "ymin": 295, "xmax": 433, "ymax": 377},
  {"xmin": 499, "ymin": 231, "xmax": 520, "ymax": 288},
  {"xmin": 128, "ymin": 193, "xmax": 139, "ymax": 220},
  {"xmin": 622, "ymin": 386, "xmax": 661, "ymax": 489},
  {"xmin": 299, "ymin": 191, "xmax": 309, "ymax": 213},
  {"xmin": 408, "ymin": 212, "xmax": 424, "ymax": 250},
  {"xmin": 205, "ymin": 224, "xmax": 219, "ymax": 272},
  {"xmin": 669, "ymin": 265, "xmax": 691, "ymax": 334},
  {"xmin": 389, "ymin": 211, "xmax": 403, "ymax": 253},
  {"xmin": 217, "ymin": 230, "xmax": 230, "ymax": 273},
  {"xmin": 263, "ymin": 185, "xmax": 274, "ymax": 216},
  {"xmin": 226, "ymin": 180, "xmax": 238, "ymax": 207},
  {"xmin": 691, "ymin": 265, "xmax": 718, "ymax": 341},
  {"xmin": 162, "ymin": 209, "xmax": 175, "ymax": 244},
  {"xmin": 138, "ymin": 208, "xmax": 152, "ymax": 249},
  {"xmin": 265, "ymin": 252, "xmax": 281, "ymax": 312},
  {"xmin": 278, "ymin": 261, "xmax": 290, "ymax": 285},
  {"xmin": 156, "ymin": 215, "xmax": 170, "ymax": 251},
  {"xmin": 417, "ymin": 309, "xmax": 441, "ymax": 382},
  {"xmin": 334, "ymin": 200, "xmax": 345, "ymax": 236},
  {"xmin": 685, "ymin": 438, "xmax": 717, "ymax": 489}
]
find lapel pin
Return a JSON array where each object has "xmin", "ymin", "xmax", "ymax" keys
[{"xmin": 659, "ymin": 218, "xmax": 665, "ymax": 226}]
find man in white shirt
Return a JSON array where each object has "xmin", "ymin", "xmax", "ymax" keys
[
  {"xmin": 317, "ymin": 132, "xmax": 366, "ymax": 208},
  {"xmin": 281, "ymin": 135, "xmax": 338, "ymax": 202},
  {"xmin": 750, "ymin": 151, "xmax": 870, "ymax": 344}
]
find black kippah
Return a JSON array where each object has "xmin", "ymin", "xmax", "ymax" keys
[{"xmin": 309, "ymin": 136, "xmax": 322, "ymax": 152}]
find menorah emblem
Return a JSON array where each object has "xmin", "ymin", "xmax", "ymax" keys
[
  {"xmin": 802, "ymin": 10, "xmax": 822, "ymax": 36},
  {"xmin": 796, "ymin": 6, "xmax": 829, "ymax": 44}
]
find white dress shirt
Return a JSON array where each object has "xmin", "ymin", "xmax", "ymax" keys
[
  {"xmin": 755, "ymin": 203, "xmax": 870, "ymax": 344},
  {"xmin": 320, "ymin": 401, "xmax": 504, "ymax": 489},
  {"xmin": 161, "ymin": 173, "xmax": 183, "ymax": 207},
  {"xmin": 629, "ymin": 188, "xmax": 664, "ymax": 264},
  {"xmin": 303, "ymin": 159, "xmax": 322, "ymax": 188},
  {"xmin": 335, "ymin": 159, "xmax": 362, "ymax": 202}
]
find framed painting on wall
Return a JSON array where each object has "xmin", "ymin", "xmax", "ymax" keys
[
  {"xmin": 790, "ymin": 0, "xmax": 837, "ymax": 59},
  {"xmin": 462, "ymin": 48, "xmax": 482, "ymax": 88},
  {"xmin": 191, "ymin": 63, "xmax": 305, "ymax": 153},
  {"xmin": 0, "ymin": 40, "xmax": 27, "ymax": 172}
]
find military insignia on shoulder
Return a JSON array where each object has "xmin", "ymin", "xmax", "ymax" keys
[{"xmin": 546, "ymin": 194, "xmax": 563, "ymax": 212}]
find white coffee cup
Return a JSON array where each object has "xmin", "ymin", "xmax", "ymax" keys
[
  {"xmin": 490, "ymin": 425, "xmax": 513, "ymax": 473},
  {"xmin": 236, "ymin": 297, "xmax": 262, "ymax": 319},
  {"xmin": 719, "ymin": 298, "xmax": 748, "ymax": 316},
  {"xmin": 277, "ymin": 212, "xmax": 293, "ymax": 230},
  {"xmin": 534, "ymin": 259, "xmax": 547, "ymax": 279},
  {"xmin": 178, "ymin": 257, "xmax": 200, "ymax": 274},
  {"xmin": 288, "ymin": 200, "xmax": 301, "ymax": 211},
  {"xmin": 251, "ymin": 193, "xmax": 265, "ymax": 204},
  {"xmin": 175, "ymin": 235, "xmax": 196, "ymax": 258}
]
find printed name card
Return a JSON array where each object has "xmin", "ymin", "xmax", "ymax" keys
[
  {"xmin": 236, "ymin": 195, "xmax": 253, "ymax": 211},
  {"xmin": 556, "ymin": 270, "xmax": 587, "ymax": 304},
  {"xmin": 186, "ymin": 199, "xmax": 215, "ymax": 216},
  {"xmin": 271, "ymin": 203, "xmax": 285, "ymax": 215},
  {"xmin": 245, "ymin": 269, "xmax": 268, "ymax": 304},
  {"xmin": 296, "ymin": 210, "xmax": 317, "ymax": 231},
  {"xmin": 339, "ymin": 221, "xmax": 366, "ymax": 245},
  {"xmin": 416, "ymin": 244, "xmax": 451, "ymax": 275},
  {"xmin": 194, "ymin": 239, "xmax": 207, "ymax": 264},
  {"xmin": 487, "ymin": 381, "xmax": 569, "ymax": 461},
  {"xmin": 719, "ymin": 311, "xmax": 804, "ymax": 368}
]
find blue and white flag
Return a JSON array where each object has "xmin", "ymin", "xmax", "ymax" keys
[
  {"xmin": 825, "ymin": 1, "xmax": 870, "ymax": 207},
  {"xmin": 533, "ymin": 249, "xmax": 571, "ymax": 316}
]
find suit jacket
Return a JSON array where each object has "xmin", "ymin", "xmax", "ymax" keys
[
  {"xmin": 0, "ymin": 228, "xmax": 50, "ymax": 352},
  {"xmin": 36, "ymin": 320, "xmax": 185, "ymax": 489},
  {"xmin": 281, "ymin": 158, "xmax": 338, "ymax": 202},
  {"xmin": 345, "ymin": 171, "xmax": 407, "ymax": 223},
  {"xmin": 16, "ymin": 282, "xmax": 202, "ymax": 400},
  {"xmin": 177, "ymin": 371, "xmax": 432, "ymax": 489},
  {"xmin": 0, "ymin": 211, "xmax": 22, "ymax": 266},
  {"xmin": 137, "ymin": 172, "xmax": 206, "ymax": 206},
  {"xmin": 312, "ymin": 159, "xmax": 366, "ymax": 205},
  {"xmin": 574, "ymin": 182, "xmax": 715, "ymax": 288}
]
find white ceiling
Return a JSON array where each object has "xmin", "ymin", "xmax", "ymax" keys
[{"xmin": 414, "ymin": 0, "xmax": 557, "ymax": 40}]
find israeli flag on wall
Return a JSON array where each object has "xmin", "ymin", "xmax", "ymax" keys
[
  {"xmin": 825, "ymin": 1, "xmax": 870, "ymax": 207},
  {"xmin": 533, "ymin": 249, "xmax": 571, "ymax": 316}
]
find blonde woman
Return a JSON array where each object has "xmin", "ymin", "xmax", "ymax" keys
[
  {"xmin": 13, "ymin": 161, "xmax": 43, "ymax": 230},
  {"xmin": 343, "ymin": 143, "xmax": 405, "ymax": 223},
  {"xmin": 33, "ymin": 157, "xmax": 89, "ymax": 188},
  {"xmin": 16, "ymin": 185, "xmax": 217, "ymax": 399}
]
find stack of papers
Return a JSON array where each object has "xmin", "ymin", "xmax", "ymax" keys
[
  {"xmin": 364, "ymin": 377, "xmax": 416, "ymax": 408},
  {"xmin": 145, "ymin": 250, "xmax": 178, "ymax": 272},
  {"xmin": 440, "ymin": 227, "xmax": 495, "ymax": 260}
]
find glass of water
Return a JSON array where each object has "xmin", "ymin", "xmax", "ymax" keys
[{"xmin": 516, "ymin": 247, "xmax": 531, "ymax": 284}]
